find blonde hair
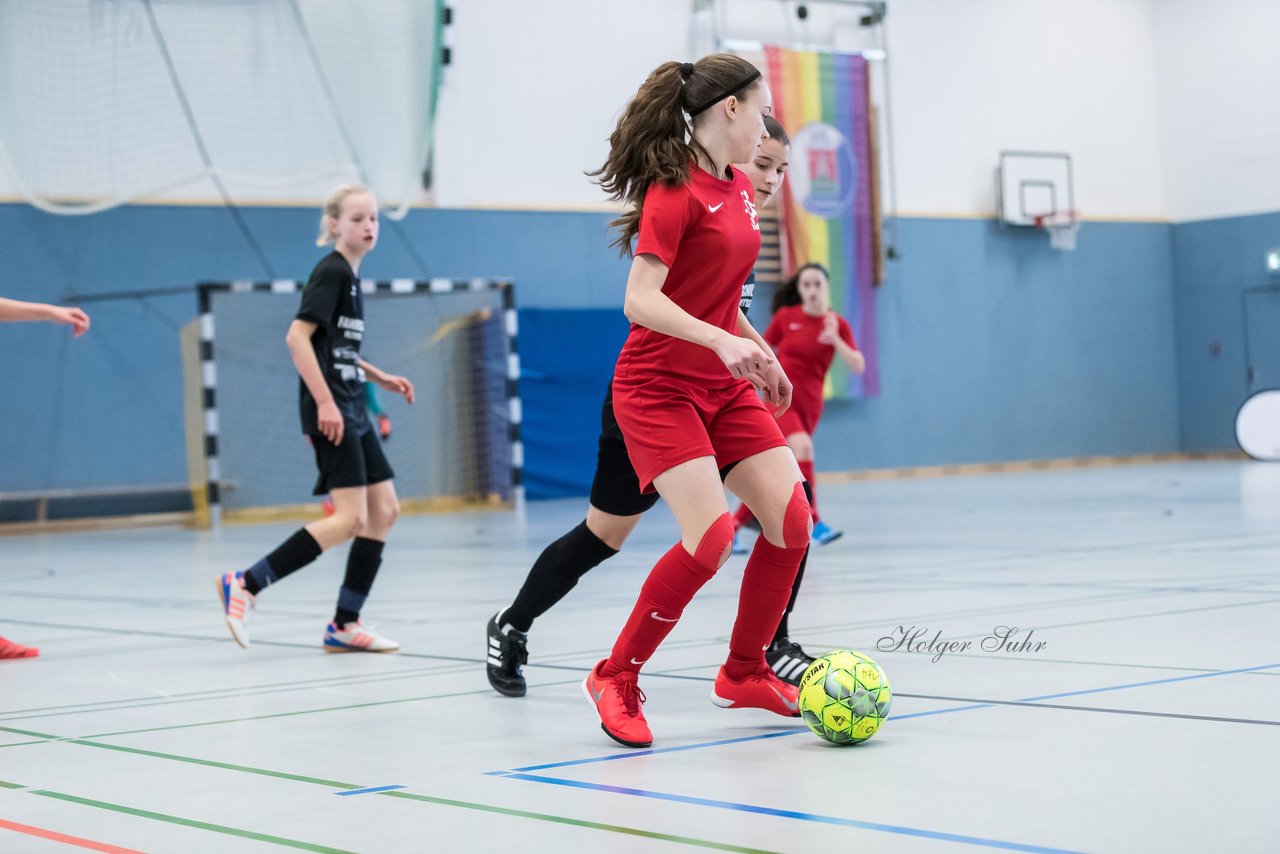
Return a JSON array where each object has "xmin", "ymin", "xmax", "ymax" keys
[{"xmin": 315, "ymin": 184, "xmax": 375, "ymax": 247}]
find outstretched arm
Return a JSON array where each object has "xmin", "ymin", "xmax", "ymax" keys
[{"xmin": 0, "ymin": 298, "xmax": 90, "ymax": 336}]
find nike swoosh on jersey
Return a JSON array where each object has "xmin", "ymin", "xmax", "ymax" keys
[
  {"xmin": 630, "ymin": 658, "xmax": 647, "ymax": 665},
  {"xmin": 650, "ymin": 611, "xmax": 678, "ymax": 622},
  {"xmin": 708, "ymin": 202, "xmax": 724, "ymax": 213}
]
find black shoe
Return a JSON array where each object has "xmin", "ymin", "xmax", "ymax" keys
[
  {"xmin": 765, "ymin": 638, "xmax": 816, "ymax": 687},
  {"xmin": 486, "ymin": 612, "xmax": 528, "ymax": 697}
]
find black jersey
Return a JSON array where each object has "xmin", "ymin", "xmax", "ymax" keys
[
  {"xmin": 296, "ymin": 251, "xmax": 370, "ymax": 436},
  {"xmin": 740, "ymin": 269, "xmax": 756, "ymax": 315}
]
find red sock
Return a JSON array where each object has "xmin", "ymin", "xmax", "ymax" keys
[
  {"xmin": 724, "ymin": 537, "xmax": 805, "ymax": 680},
  {"xmin": 797, "ymin": 460, "xmax": 818, "ymax": 521},
  {"xmin": 603, "ymin": 541, "xmax": 717, "ymax": 677},
  {"xmin": 732, "ymin": 502, "xmax": 756, "ymax": 531}
]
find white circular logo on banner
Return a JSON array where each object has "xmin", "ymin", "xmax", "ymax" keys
[{"xmin": 788, "ymin": 122, "xmax": 857, "ymax": 220}]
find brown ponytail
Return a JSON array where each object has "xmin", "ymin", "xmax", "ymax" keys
[{"xmin": 589, "ymin": 53, "xmax": 763, "ymax": 255}]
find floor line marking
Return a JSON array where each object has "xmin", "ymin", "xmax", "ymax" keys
[
  {"xmin": 503, "ymin": 660, "xmax": 1280, "ymax": 772},
  {"xmin": 334, "ymin": 785, "xmax": 405, "ymax": 796},
  {"xmin": 503, "ymin": 773, "xmax": 1083, "ymax": 854},
  {"xmin": 27, "ymin": 790, "xmax": 355, "ymax": 853},
  {"xmin": 0, "ymin": 817, "xmax": 145, "ymax": 854}
]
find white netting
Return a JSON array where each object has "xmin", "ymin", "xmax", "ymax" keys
[
  {"xmin": 206, "ymin": 286, "xmax": 513, "ymax": 515},
  {"xmin": 0, "ymin": 0, "xmax": 441, "ymax": 214}
]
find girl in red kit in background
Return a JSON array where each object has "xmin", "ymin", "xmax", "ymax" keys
[{"xmin": 735, "ymin": 262, "xmax": 864, "ymax": 546}]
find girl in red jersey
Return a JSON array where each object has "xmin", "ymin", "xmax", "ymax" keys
[
  {"xmin": 735, "ymin": 263, "xmax": 864, "ymax": 545},
  {"xmin": 582, "ymin": 54, "xmax": 812, "ymax": 748}
]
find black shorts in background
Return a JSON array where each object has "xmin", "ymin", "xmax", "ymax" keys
[
  {"xmin": 590, "ymin": 430, "xmax": 661, "ymax": 517},
  {"xmin": 590, "ymin": 383, "xmax": 737, "ymax": 517},
  {"xmin": 311, "ymin": 428, "xmax": 395, "ymax": 495},
  {"xmin": 590, "ymin": 389, "xmax": 660, "ymax": 517}
]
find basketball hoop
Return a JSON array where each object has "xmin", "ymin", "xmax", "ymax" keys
[{"xmin": 1032, "ymin": 211, "xmax": 1080, "ymax": 251}]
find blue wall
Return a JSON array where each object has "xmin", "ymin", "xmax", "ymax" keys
[
  {"xmin": 0, "ymin": 204, "xmax": 630, "ymax": 495},
  {"xmin": 1170, "ymin": 210, "xmax": 1280, "ymax": 451},
  {"xmin": 815, "ymin": 217, "xmax": 1182, "ymax": 470},
  {"xmin": 1, "ymin": 202, "xmax": 1193, "ymax": 498}
]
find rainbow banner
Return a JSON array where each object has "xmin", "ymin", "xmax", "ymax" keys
[{"xmin": 764, "ymin": 46, "xmax": 880, "ymax": 398}]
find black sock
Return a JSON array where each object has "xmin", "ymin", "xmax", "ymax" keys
[
  {"xmin": 503, "ymin": 520, "xmax": 618, "ymax": 632},
  {"xmin": 243, "ymin": 528, "xmax": 323, "ymax": 595},
  {"xmin": 334, "ymin": 537, "xmax": 384, "ymax": 627},
  {"xmin": 773, "ymin": 480, "xmax": 815, "ymax": 645},
  {"xmin": 773, "ymin": 548, "xmax": 808, "ymax": 644}
]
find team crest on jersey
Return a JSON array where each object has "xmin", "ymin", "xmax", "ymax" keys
[{"xmin": 741, "ymin": 190, "xmax": 759, "ymax": 231}]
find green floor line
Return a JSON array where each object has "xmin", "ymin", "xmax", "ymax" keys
[
  {"xmin": 379, "ymin": 790, "xmax": 779, "ymax": 853},
  {"xmin": 65, "ymin": 741, "xmax": 360, "ymax": 788},
  {"xmin": 0, "ymin": 661, "xmax": 486, "ymax": 726},
  {"xmin": 7, "ymin": 735, "xmax": 776, "ymax": 852},
  {"xmin": 0, "ymin": 662, "xmax": 474, "ymax": 718},
  {"xmin": 73, "ymin": 678, "xmax": 587, "ymax": 740},
  {"xmin": 29, "ymin": 790, "xmax": 355, "ymax": 854}
]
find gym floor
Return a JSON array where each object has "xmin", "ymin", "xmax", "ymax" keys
[{"xmin": 2, "ymin": 460, "xmax": 1277, "ymax": 853}]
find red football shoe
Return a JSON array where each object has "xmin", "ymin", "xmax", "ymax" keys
[
  {"xmin": 582, "ymin": 660, "xmax": 652, "ymax": 747},
  {"xmin": 0, "ymin": 636, "xmax": 39, "ymax": 659},
  {"xmin": 711, "ymin": 664, "xmax": 801, "ymax": 717}
]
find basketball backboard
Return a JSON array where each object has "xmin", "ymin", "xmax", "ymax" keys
[{"xmin": 997, "ymin": 151, "xmax": 1073, "ymax": 227}]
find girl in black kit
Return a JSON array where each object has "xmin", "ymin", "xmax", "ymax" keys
[{"xmin": 217, "ymin": 185, "xmax": 414, "ymax": 653}]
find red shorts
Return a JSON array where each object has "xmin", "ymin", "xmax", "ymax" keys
[
  {"xmin": 775, "ymin": 399, "xmax": 822, "ymax": 437},
  {"xmin": 611, "ymin": 374, "xmax": 788, "ymax": 493}
]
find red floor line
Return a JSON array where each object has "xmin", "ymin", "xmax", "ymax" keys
[{"xmin": 0, "ymin": 818, "xmax": 145, "ymax": 854}]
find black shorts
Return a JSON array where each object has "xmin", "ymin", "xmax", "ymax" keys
[
  {"xmin": 310, "ymin": 428, "xmax": 395, "ymax": 496},
  {"xmin": 589, "ymin": 385, "xmax": 737, "ymax": 517}
]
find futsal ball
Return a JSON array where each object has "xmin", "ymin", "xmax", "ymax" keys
[{"xmin": 797, "ymin": 649, "xmax": 891, "ymax": 745}]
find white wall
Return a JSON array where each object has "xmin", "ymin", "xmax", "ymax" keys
[
  {"xmin": 2, "ymin": 0, "xmax": 1276, "ymax": 222},
  {"xmin": 431, "ymin": 0, "xmax": 689, "ymax": 209},
  {"xmin": 885, "ymin": 0, "xmax": 1165, "ymax": 219},
  {"xmin": 433, "ymin": 0, "xmax": 1169, "ymax": 218},
  {"xmin": 1153, "ymin": 0, "xmax": 1280, "ymax": 222}
]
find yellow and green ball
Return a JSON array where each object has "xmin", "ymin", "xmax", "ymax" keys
[{"xmin": 797, "ymin": 650, "xmax": 891, "ymax": 745}]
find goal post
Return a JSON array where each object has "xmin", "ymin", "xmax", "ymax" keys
[{"xmin": 185, "ymin": 278, "xmax": 521, "ymax": 527}]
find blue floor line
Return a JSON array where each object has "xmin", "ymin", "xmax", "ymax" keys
[
  {"xmin": 1019, "ymin": 661, "xmax": 1280, "ymax": 702},
  {"xmin": 500, "ymin": 660, "xmax": 1277, "ymax": 774},
  {"xmin": 504, "ymin": 772, "xmax": 1084, "ymax": 854},
  {"xmin": 334, "ymin": 784, "xmax": 406, "ymax": 796}
]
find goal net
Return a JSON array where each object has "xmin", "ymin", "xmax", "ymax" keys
[
  {"xmin": 0, "ymin": 0, "xmax": 443, "ymax": 213},
  {"xmin": 187, "ymin": 279, "xmax": 520, "ymax": 525}
]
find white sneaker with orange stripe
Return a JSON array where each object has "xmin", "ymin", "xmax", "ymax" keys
[
  {"xmin": 217, "ymin": 571, "xmax": 255, "ymax": 648},
  {"xmin": 323, "ymin": 621, "xmax": 399, "ymax": 653}
]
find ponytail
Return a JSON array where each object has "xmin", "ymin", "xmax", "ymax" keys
[{"xmin": 589, "ymin": 53, "xmax": 763, "ymax": 255}]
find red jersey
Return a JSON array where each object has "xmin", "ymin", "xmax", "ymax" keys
[
  {"xmin": 764, "ymin": 304, "xmax": 856, "ymax": 429},
  {"xmin": 615, "ymin": 166, "xmax": 762, "ymax": 386}
]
